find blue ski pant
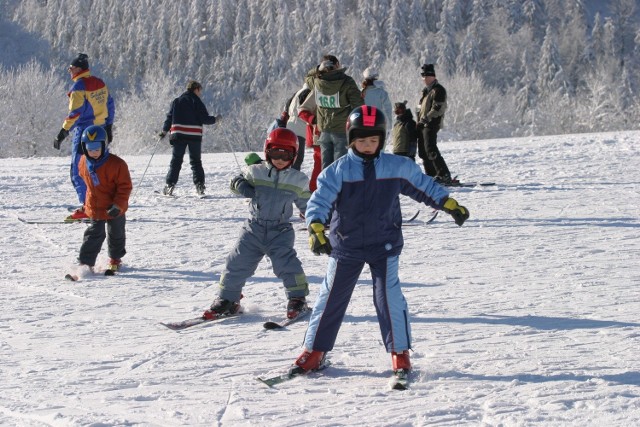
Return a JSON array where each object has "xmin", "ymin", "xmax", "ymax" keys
[
  {"xmin": 218, "ymin": 219, "xmax": 309, "ymax": 302},
  {"xmin": 70, "ymin": 127, "xmax": 87, "ymax": 204},
  {"xmin": 303, "ymin": 254, "xmax": 412, "ymax": 354}
]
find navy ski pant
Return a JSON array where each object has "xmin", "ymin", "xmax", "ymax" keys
[{"xmin": 303, "ymin": 254, "xmax": 412, "ymax": 353}]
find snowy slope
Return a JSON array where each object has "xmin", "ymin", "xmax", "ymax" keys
[{"xmin": 1, "ymin": 132, "xmax": 639, "ymax": 426}]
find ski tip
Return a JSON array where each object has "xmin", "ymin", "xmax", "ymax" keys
[
  {"xmin": 263, "ymin": 321, "xmax": 285, "ymax": 330},
  {"xmin": 104, "ymin": 269, "xmax": 116, "ymax": 276},
  {"xmin": 64, "ymin": 274, "xmax": 79, "ymax": 282}
]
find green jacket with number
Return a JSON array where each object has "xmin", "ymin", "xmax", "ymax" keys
[{"xmin": 312, "ymin": 68, "xmax": 363, "ymax": 133}]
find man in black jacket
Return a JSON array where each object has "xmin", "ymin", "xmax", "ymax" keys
[
  {"xmin": 160, "ymin": 80, "xmax": 218, "ymax": 196},
  {"xmin": 416, "ymin": 64, "xmax": 452, "ymax": 184}
]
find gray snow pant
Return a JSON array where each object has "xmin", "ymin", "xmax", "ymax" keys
[
  {"xmin": 218, "ymin": 219, "xmax": 309, "ymax": 302},
  {"xmin": 78, "ymin": 215, "xmax": 126, "ymax": 266}
]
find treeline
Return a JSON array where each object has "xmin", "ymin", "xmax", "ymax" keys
[{"xmin": 1, "ymin": 0, "xmax": 639, "ymax": 158}]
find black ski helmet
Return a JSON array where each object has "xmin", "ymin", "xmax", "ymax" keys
[{"xmin": 346, "ymin": 105, "xmax": 387, "ymax": 154}]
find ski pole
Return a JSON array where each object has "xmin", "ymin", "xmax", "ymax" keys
[{"xmin": 131, "ymin": 134, "xmax": 163, "ymax": 202}]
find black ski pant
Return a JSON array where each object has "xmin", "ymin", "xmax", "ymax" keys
[
  {"xmin": 166, "ymin": 139, "xmax": 205, "ymax": 186},
  {"xmin": 78, "ymin": 215, "xmax": 126, "ymax": 266},
  {"xmin": 291, "ymin": 135, "xmax": 305, "ymax": 171},
  {"xmin": 418, "ymin": 127, "xmax": 450, "ymax": 178}
]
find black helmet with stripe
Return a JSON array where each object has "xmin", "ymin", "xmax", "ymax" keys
[{"xmin": 346, "ymin": 105, "xmax": 387, "ymax": 159}]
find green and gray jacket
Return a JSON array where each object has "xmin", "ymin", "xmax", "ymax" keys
[
  {"xmin": 231, "ymin": 162, "xmax": 310, "ymax": 224},
  {"xmin": 312, "ymin": 68, "xmax": 363, "ymax": 133}
]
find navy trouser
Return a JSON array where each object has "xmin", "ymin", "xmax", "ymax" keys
[
  {"xmin": 166, "ymin": 139, "xmax": 204, "ymax": 185},
  {"xmin": 78, "ymin": 215, "xmax": 126, "ymax": 266},
  {"xmin": 303, "ymin": 254, "xmax": 412, "ymax": 353}
]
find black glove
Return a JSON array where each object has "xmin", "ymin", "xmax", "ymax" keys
[
  {"xmin": 53, "ymin": 128, "xmax": 69, "ymax": 149},
  {"xmin": 107, "ymin": 205, "xmax": 121, "ymax": 218},
  {"xmin": 308, "ymin": 221, "xmax": 332, "ymax": 255},
  {"xmin": 158, "ymin": 131, "xmax": 167, "ymax": 139},
  {"xmin": 442, "ymin": 197, "xmax": 469, "ymax": 226},
  {"xmin": 230, "ymin": 175, "xmax": 246, "ymax": 192},
  {"xmin": 105, "ymin": 124, "xmax": 113, "ymax": 143}
]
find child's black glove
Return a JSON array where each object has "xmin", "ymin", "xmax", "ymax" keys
[
  {"xmin": 107, "ymin": 205, "xmax": 121, "ymax": 218},
  {"xmin": 308, "ymin": 221, "xmax": 331, "ymax": 255},
  {"xmin": 442, "ymin": 198, "xmax": 469, "ymax": 226}
]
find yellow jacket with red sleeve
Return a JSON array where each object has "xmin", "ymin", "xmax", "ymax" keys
[
  {"xmin": 62, "ymin": 69, "xmax": 115, "ymax": 131},
  {"xmin": 79, "ymin": 152, "xmax": 132, "ymax": 220}
]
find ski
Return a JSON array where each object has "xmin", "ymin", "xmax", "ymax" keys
[
  {"xmin": 18, "ymin": 217, "xmax": 91, "ymax": 225},
  {"xmin": 160, "ymin": 312, "xmax": 240, "ymax": 331},
  {"xmin": 257, "ymin": 360, "xmax": 331, "ymax": 387},
  {"xmin": 389, "ymin": 368, "xmax": 410, "ymax": 390},
  {"xmin": 263, "ymin": 307, "xmax": 311, "ymax": 330},
  {"xmin": 65, "ymin": 273, "xmax": 79, "ymax": 282},
  {"xmin": 445, "ymin": 181, "xmax": 495, "ymax": 188},
  {"xmin": 405, "ymin": 210, "xmax": 420, "ymax": 222},
  {"xmin": 426, "ymin": 209, "xmax": 439, "ymax": 223}
]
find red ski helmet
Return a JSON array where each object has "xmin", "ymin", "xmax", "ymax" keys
[{"xmin": 265, "ymin": 128, "xmax": 298, "ymax": 168}]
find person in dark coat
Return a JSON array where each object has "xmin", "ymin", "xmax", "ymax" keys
[
  {"xmin": 159, "ymin": 80, "xmax": 219, "ymax": 196},
  {"xmin": 416, "ymin": 64, "xmax": 452, "ymax": 183},
  {"xmin": 391, "ymin": 101, "xmax": 418, "ymax": 160}
]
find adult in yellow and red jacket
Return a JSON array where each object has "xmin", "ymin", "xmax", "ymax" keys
[{"xmin": 54, "ymin": 53, "xmax": 115, "ymax": 217}]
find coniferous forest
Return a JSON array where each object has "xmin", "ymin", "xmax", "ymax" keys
[{"xmin": 1, "ymin": 0, "xmax": 639, "ymax": 158}]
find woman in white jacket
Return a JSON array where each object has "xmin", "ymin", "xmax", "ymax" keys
[{"xmin": 361, "ymin": 67, "xmax": 393, "ymax": 145}]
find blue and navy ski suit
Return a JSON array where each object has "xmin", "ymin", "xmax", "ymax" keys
[{"xmin": 304, "ymin": 149, "xmax": 450, "ymax": 353}]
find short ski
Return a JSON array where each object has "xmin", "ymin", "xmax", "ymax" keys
[
  {"xmin": 257, "ymin": 361, "xmax": 331, "ymax": 387},
  {"xmin": 65, "ymin": 274, "xmax": 79, "ymax": 281},
  {"xmin": 445, "ymin": 181, "xmax": 495, "ymax": 188},
  {"xmin": 160, "ymin": 312, "xmax": 239, "ymax": 331},
  {"xmin": 19, "ymin": 217, "xmax": 91, "ymax": 225},
  {"xmin": 389, "ymin": 368, "xmax": 410, "ymax": 390},
  {"xmin": 263, "ymin": 307, "xmax": 311, "ymax": 330}
]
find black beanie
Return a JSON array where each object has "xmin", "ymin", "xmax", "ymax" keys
[
  {"xmin": 71, "ymin": 53, "xmax": 89, "ymax": 70},
  {"xmin": 421, "ymin": 64, "xmax": 436, "ymax": 77}
]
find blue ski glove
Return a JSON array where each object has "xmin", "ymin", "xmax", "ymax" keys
[
  {"xmin": 442, "ymin": 197, "xmax": 469, "ymax": 226},
  {"xmin": 308, "ymin": 221, "xmax": 331, "ymax": 255}
]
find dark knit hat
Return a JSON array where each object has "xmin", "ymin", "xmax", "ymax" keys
[
  {"xmin": 421, "ymin": 64, "xmax": 436, "ymax": 77},
  {"xmin": 71, "ymin": 53, "xmax": 89, "ymax": 70}
]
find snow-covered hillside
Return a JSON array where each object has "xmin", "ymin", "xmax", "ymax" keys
[{"xmin": 1, "ymin": 132, "xmax": 638, "ymax": 426}]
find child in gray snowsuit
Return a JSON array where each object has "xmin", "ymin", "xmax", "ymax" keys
[{"xmin": 203, "ymin": 128, "xmax": 311, "ymax": 320}]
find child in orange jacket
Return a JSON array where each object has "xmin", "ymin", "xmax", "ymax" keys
[{"xmin": 75, "ymin": 125, "xmax": 132, "ymax": 275}]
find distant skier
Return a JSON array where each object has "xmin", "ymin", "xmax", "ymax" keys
[
  {"xmin": 289, "ymin": 106, "xmax": 469, "ymax": 382},
  {"xmin": 416, "ymin": 64, "xmax": 453, "ymax": 184},
  {"xmin": 72, "ymin": 125, "xmax": 132, "ymax": 275},
  {"xmin": 391, "ymin": 101, "xmax": 418, "ymax": 160},
  {"xmin": 202, "ymin": 128, "xmax": 311, "ymax": 320},
  {"xmin": 360, "ymin": 67, "xmax": 393, "ymax": 140},
  {"xmin": 158, "ymin": 80, "xmax": 219, "ymax": 197},
  {"xmin": 53, "ymin": 53, "xmax": 115, "ymax": 222},
  {"xmin": 309, "ymin": 55, "xmax": 363, "ymax": 169}
]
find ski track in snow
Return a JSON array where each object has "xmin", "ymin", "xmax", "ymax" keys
[{"xmin": 0, "ymin": 132, "xmax": 639, "ymax": 426}]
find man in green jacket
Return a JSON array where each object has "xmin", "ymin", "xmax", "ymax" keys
[{"xmin": 311, "ymin": 55, "xmax": 363, "ymax": 170}]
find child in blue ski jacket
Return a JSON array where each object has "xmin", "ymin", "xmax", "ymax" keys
[
  {"xmin": 202, "ymin": 128, "xmax": 312, "ymax": 320},
  {"xmin": 290, "ymin": 105, "xmax": 470, "ymax": 377}
]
